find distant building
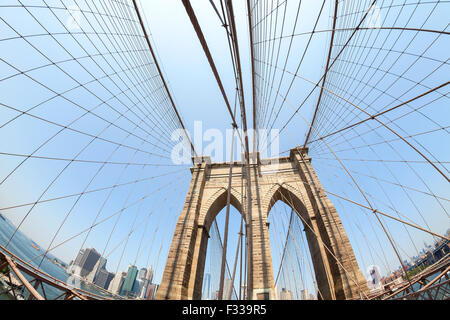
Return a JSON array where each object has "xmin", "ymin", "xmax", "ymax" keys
[
  {"xmin": 145, "ymin": 283, "xmax": 158, "ymax": 300},
  {"xmin": 222, "ymin": 278, "xmax": 233, "ymax": 299},
  {"xmin": 132, "ymin": 278, "xmax": 145, "ymax": 297},
  {"xmin": 202, "ymin": 273, "xmax": 211, "ymax": 300},
  {"xmin": 86, "ymin": 257, "xmax": 107, "ymax": 283},
  {"xmin": 137, "ymin": 268, "xmax": 147, "ymax": 281},
  {"xmin": 381, "ymin": 269, "xmax": 402, "ymax": 286},
  {"xmin": 432, "ymin": 240, "xmax": 450, "ymax": 262},
  {"xmin": 94, "ymin": 269, "xmax": 114, "ymax": 289},
  {"xmin": 145, "ymin": 266, "xmax": 153, "ymax": 283},
  {"xmin": 368, "ymin": 265, "xmax": 382, "ymax": 290},
  {"xmin": 132, "ymin": 268, "xmax": 147, "ymax": 297},
  {"xmin": 241, "ymin": 284, "xmax": 247, "ymax": 300},
  {"xmin": 108, "ymin": 272, "xmax": 126, "ymax": 295},
  {"xmin": 280, "ymin": 288, "xmax": 293, "ymax": 300},
  {"xmin": 139, "ymin": 282, "xmax": 148, "ymax": 299},
  {"xmin": 137, "ymin": 266, "xmax": 155, "ymax": 299},
  {"xmin": 300, "ymin": 289, "xmax": 310, "ymax": 300},
  {"xmin": 79, "ymin": 248, "xmax": 101, "ymax": 278},
  {"xmin": 73, "ymin": 249, "xmax": 84, "ymax": 266},
  {"xmin": 120, "ymin": 265, "xmax": 138, "ymax": 297},
  {"xmin": 68, "ymin": 249, "xmax": 85, "ymax": 274}
]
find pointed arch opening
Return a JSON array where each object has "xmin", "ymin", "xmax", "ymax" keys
[
  {"xmin": 198, "ymin": 188, "xmax": 247, "ymax": 300},
  {"xmin": 265, "ymin": 185, "xmax": 319, "ymax": 300},
  {"xmin": 264, "ymin": 184, "xmax": 343, "ymax": 300}
]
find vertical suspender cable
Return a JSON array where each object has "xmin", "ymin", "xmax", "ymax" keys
[{"xmin": 132, "ymin": 0, "xmax": 198, "ymax": 160}]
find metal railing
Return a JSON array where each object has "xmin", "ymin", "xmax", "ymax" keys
[{"xmin": 0, "ymin": 245, "xmax": 112, "ymax": 300}]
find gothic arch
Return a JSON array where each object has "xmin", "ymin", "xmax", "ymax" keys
[
  {"xmin": 262, "ymin": 182, "xmax": 339, "ymax": 299},
  {"xmin": 263, "ymin": 182, "xmax": 312, "ymax": 222},
  {"xmin": 200, "ymin": 186, "xmax": 246, "ymax": 231},
  {"xmin": 187, "ymin": 187, "xmax": 246, "ymax": 299}
]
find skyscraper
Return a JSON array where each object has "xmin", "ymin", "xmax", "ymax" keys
[
  {"xmin": 137, "ymin": 268, "xmax": 147, "ymax": 281},
  {"xmin": 120, "ymin": 265, "xmax": 138, "ymax": 297},
  {"xmin": 132, "ymin": 278, "xmax": 145, "ymax": 297},
  {"xmin": 144, "ymin": 283, "xmax": 158, "ymax": 300},
  {"xmin": 368, "ymin": 265, "xmax": 382, "ymax": 290},
  {"xmin": 79, "ymin": 248, "xmax": 101, "ymax": 278},
  {"xmin": 94, "ymin": 269, "xmax": 115, "ymax": 290},
  {"xmin": 202, "ymin": 273, "xmax": 211, "ymax": 300},
  {"xmin": 145, "ymin": 266, "xmax": 153, "ymax": 283},
  {"xmin": 139, "ymin": 281, "xmax": 148, "ymax": 299},
  {"xmin": 138, "ymin": 266, "xmax": 154, "ymax": 299},
  {"xmin": 86, "ymin": 256, "xmax": 107, "ymax": 283},
  {"xmin": 108, "ymin": 272, "xmax": 126, "ymax": 295},
  {"xmin": 73, "ymin": 249, "xmax": 85, "ymax": 267},
  {"xmin": 68, "ymin": 249, "xmax": 85, "ymax": 274}
]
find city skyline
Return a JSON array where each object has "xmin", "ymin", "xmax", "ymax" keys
[{"xmin": 67, "ymin": 245, "xmax": 156, "ymax": 299}]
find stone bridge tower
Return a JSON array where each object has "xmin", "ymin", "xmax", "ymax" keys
[{"xmin": 155, "ymin": 147, "xmax": 368, "ymax": 300}]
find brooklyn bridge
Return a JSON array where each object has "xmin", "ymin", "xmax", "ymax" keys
[{"xmin": 0, "ymin": 0, "xmax": 448, "ymax": 301}]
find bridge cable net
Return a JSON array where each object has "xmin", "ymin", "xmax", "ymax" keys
[
  {"xmin": 0, "ymin": 0, "xmax": 193, "ymax": 299},
  {"xmin": 247, "ymin": 0, "xmax": 449, "ymax": 299}
]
